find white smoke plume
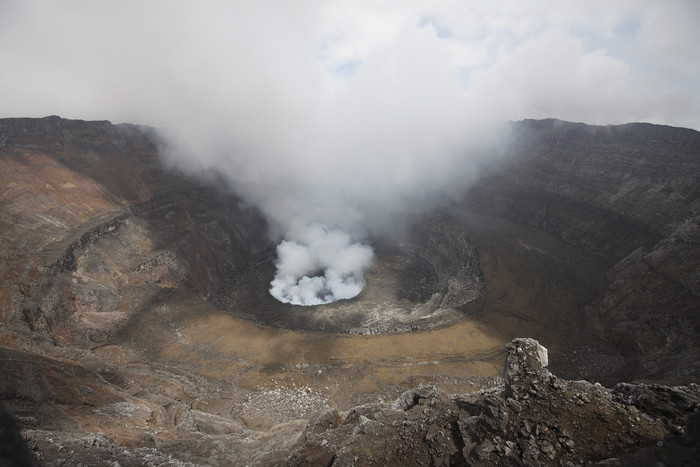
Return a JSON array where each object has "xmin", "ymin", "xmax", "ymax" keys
[
  {"xmin": 269, "ymin": 224, "xmax": 373, "ymax": 305},
  {"xmin": 1, "ymin": 2, "xmax": 697, "ymax": 305}
]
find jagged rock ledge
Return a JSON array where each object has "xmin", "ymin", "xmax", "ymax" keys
[
  {"xmin": 50, "ymin": 213, "xmax": 130, "ymax": 272},
  {"xmin": 281, "ymin": 338, "xmax": 700, "ymax": 466}
]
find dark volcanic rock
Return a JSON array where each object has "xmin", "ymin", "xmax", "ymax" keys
[
  {"xmin": 282, "ymin": 338, "xmax": 694, "ymax": 466},
  {"xmin": 613, "ymin": 382, "xmax": 700, "ymax": 430}
]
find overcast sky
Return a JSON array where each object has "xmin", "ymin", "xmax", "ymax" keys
[
  {"xmin": 2, "ymin": 1, "xmax": 699, "ymax": 237},
  {"xmin": 1, "ymin": 0, "xmax": 698, "ymax": 129}
]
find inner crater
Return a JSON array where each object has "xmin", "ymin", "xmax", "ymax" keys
[{"xmin": 213, "ymin": 213, "xmax": 483, "ymax": 334}]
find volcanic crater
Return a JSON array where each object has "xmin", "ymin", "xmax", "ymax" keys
[
  {"xmin": 1, "ymin": 116, "xmax": 699, "ymax": 465},
  {"xmin": 214, "ymin": 212, "xmax": 483, "ymax": 334}
]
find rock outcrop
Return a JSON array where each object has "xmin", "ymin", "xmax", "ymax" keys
[{"xmin": 282, "ymin": 338, "xmax": 699, "ymax": 466}]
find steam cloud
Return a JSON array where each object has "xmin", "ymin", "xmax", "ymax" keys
[
  {"xmin": 269, "ymin": 225, "xmax": 373, "ymax": 305},
  {"xmin": 1, "ymin": 2, "xmax": 697, "ymax": 305}
]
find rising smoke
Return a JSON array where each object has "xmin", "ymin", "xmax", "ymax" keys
[
  {"xmin": 145, "ymin": 7, "xmax": 510, "ymax": 305},
  {"xmin": 156, "ymin": 7, "xmax": 511, "ymax": 305},
  {"xmin": 5, "ymin": 3, "xmax": 692, "ymax": 305},
  {"xmin": 269, "ymin": 224, "xmax": 374, "ymax": 305}
]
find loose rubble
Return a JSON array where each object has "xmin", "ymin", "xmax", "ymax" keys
[
  {"xmin": 238, "ymin": 385, "xmax": 331, "ymax": 429},
  {"xmin": 23, "ymin": 430, "xmax": 195, "ymax": 467}
]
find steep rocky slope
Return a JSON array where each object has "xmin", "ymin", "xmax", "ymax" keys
[
  {"xmin": 0, "ymin": 116, "xmax": 698, "ymax": 465},
  {"xmin": 466, "ymin": 119, "xmax": 700, "ymax": 383}
]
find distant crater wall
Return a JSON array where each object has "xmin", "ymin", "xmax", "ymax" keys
[{"xmin": 469, "ymin": 119, "xmax": 700, "ymax": 261}]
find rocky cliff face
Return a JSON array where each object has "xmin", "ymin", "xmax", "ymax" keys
[
  {"xmin": 0, "ymin": 116, "xmax": 269, "ymax": 348},
  {"xmin": 466, "ymin": 119, "xmax": 700, "ymax": 383},
  {"xmin": 0, "ymin": 116, "xmax": 698, "ymax": 465}
]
